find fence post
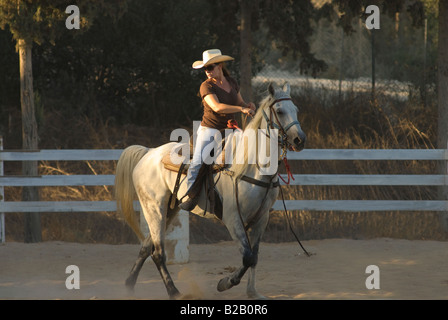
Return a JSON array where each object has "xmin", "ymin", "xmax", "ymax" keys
[
  {"xmin": 139, "ymin": 208, "xmax": 189, "ymax": 264},
  {"xmin": 0, "ymin": 136, "xmax": 5, "ymax": 243},
  {"xmin": 442, "ymin": 144, "xmax": 448, "ymax": 232}
]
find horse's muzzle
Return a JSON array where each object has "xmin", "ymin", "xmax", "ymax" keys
[{"xmin": 292, "ymin": 132, "xmax": 306, "ymax": 152}]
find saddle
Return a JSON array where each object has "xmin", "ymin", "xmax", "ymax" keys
[
  {"xmin": 162, "ymin": 136, "xmax": 227, "ymax": 219},
  {"xmin": 161, "ymin": 137, "xmax": 226, "ymax": 175}
]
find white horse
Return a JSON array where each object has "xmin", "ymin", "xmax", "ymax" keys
[{"xmin": 114, "ymin": 82, "xmax": 306, "ymax": 299}]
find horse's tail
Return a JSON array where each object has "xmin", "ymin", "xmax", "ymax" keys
[{"xmin": 115, "ymin": 145, "xmax": 149, "ymax": 242}]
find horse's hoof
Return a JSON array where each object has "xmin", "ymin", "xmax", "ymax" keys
[
  {"xmin": 169, "ymin": 290, "xmax": 182, "ymax": 300},
  {"xmin": 248, "ymin": 292, "xmax": 268, "ymax": 300},
  {"xmin": 125, "ymin": 278, "xmax": 136, "ymax": 294},
  {"xmin": 125, "ymin": 285, "xmax": 136, "ymax": 298},
  {"xmin": 217, "ymin": 277, "xmax": 230, "ymax": 292},
  {"xmin": 217, "ymin": 276, "xmax": 238, "ymax": 292}
]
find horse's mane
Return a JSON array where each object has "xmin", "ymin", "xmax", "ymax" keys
[
  {"xmin": 246, "ymin": 89, "xmax": 295, "ymax": 131},
  {"xmin": 243, "ymin": 94, "xmax": 272, "ymax": 132},
  {"xmin": 230, "ymin": 88, "xmax": 295, "ymax": 180}
]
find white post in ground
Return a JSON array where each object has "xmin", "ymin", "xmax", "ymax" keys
[
  {"xmin": 0, "ymin": 136, "xmax": 5, "ymax": 244},
  {"xmin": 140, "ymin": 208, "xmax": 189, "ymax": 264}
]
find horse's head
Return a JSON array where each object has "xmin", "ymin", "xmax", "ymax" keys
[{"xmin": 261, "ymin": 82, "xmax": 306, "ymax": 152}]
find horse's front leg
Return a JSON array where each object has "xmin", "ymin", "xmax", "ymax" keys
[
  {"xmin": 246, "ymin": 210, "xmax": 270, "ymax": 299},
  {"xmin": 217, "ymin": 205, "xmax": 260, "ymax": 292},
  {"xmin": 246, "ymin": 243, "xmax": 266, "ymax": 299},
  {"xmin": 217, "ymin": 239, "xmax": 266, "ymax": 299},
  {"xmin": 218, "ymin": 208, "xmax": 269, "ymax": 299},
  {"xmin": 217, "ymin": 245, "xmax": 256, "ymax": 292}
]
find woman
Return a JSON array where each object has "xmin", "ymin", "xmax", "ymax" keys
[{"xmin": 179, "ymin": 49, "xmax": 256, "ymax": 211}]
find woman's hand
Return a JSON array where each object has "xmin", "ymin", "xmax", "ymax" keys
[
  {"xmin": 247, "ymin": 102, "xmax": 256, "ymax": 111},
  {"xmin": 242, "ymin": 102, "xmax": 256, "ymax": 117}
]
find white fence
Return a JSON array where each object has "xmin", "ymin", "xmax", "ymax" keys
[
  {"xmin": 1, "ymin": 148, "xmax": 447, "ymax": 257},
  {"xmin": 0, "ymin": 148, "xmax": 191, "ymax": 263}
]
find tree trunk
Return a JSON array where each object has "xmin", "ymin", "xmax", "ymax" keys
[
  {"xmin": 437, "ymin": 1, "xmax": 448, "ymax": 233},
  {"xmin": 239, "ymin": 0, "xmax": 252, "ymax": 128},
  {"xmin": 18, "ymin": 38, "xmax": 41, "ymax": 243}
]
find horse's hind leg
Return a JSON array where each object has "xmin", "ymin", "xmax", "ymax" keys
[
  {"xmin": 125, "ymin": 200, "xmax": 181, "ymax": 298},
  {"xmin": 151, "ymin": 239, "xmax": 180, "ymax": 299},
  {"xmin": 125, "ymin": 235, "xmax": 153, "ymax": 292},
  {"xmin": 141, "ymin": 197, "xmax": 181, "ymax": 299},
  {"xmin": 152, "ymin": 206, "xmax": 181, "ymax": 299}
]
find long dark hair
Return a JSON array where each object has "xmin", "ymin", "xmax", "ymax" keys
[{"xmin": 220, "ymin": 62, "xmax": 231, "ymax": 78}]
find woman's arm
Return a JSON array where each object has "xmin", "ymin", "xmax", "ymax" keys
[
  {"xmin": 235, "ymin": 92, "xmax": 255, "ymax": 111},
  {"xmin": 204, "ymin": 94, "xmax": 254, "ymax": 116}
]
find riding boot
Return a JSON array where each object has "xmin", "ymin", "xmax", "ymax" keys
[
  {"xmin": 179, "ymin": 195, "xmax": 199, "ymax": 211},
  {"xmin": 179, "ymin": 163, "xmax": 208, "ymax": 211}
]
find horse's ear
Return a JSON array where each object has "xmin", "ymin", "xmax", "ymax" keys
[
  {"xmin": 268, "ymin": 83, "xmax": 275, "ymax": 96},
  {"xmin": 282, "ymin": 82, "xmax": 291, "ymax": 95}
]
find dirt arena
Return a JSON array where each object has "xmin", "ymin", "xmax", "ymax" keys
[{"xmin": 1, "ymin": 238, "xmax": 447, "ymax": 300}]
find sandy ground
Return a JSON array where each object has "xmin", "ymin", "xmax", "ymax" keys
[{"xmin": 1, "ymin": 239, "xmax": 447, "ymax": 300}]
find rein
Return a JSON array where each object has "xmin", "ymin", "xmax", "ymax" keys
[
  {"xmin": 278, "ymin": 154, "xmax": 295, "ymax": 185},
  {"xmin": 278, "ymin": 184, "xmax": 311, "ymax": 257},
  {"xmin": 227, "ymin": 119, "xmax": 241, "ymax": 131}
]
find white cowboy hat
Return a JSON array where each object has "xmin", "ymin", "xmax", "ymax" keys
[{"xmin": 192, "ymin": 49, "xmax": 234, "ymax": 69}]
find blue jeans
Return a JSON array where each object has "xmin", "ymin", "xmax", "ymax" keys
[{"xmin": 185, "ymin": 125, "xmax": 220, "ymax": 192}]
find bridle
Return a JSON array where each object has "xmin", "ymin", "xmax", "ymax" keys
[{"xmin": 261, "ymin": 97, "xmax": 301, "ymax": 152}]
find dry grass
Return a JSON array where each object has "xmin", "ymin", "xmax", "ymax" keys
[
  {"xmin": 4, "ymin": 87, "xmax": 448, "ymax": 243},
  {"xmin": 268, "ymin": 87, "xmax": 447, "ymax": 241}
]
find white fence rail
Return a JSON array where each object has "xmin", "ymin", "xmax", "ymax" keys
[{"xmin": 1, "ymin": 148, "xmax": 447, "ymax": 251}]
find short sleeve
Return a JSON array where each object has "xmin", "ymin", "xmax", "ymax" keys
[{"xmin": 199, "ymin": 80, "xmax": 215, "ymax": 99}]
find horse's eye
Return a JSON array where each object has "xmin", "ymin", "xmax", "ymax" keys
[{"xmin": 276, "ymin": 109, "xmax": 283, "ymax": 115}]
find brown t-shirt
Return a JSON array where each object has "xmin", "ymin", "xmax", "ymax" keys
[{"xmin": 199, "ymin": 77, "xmax": 240, "ymax": 130}]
